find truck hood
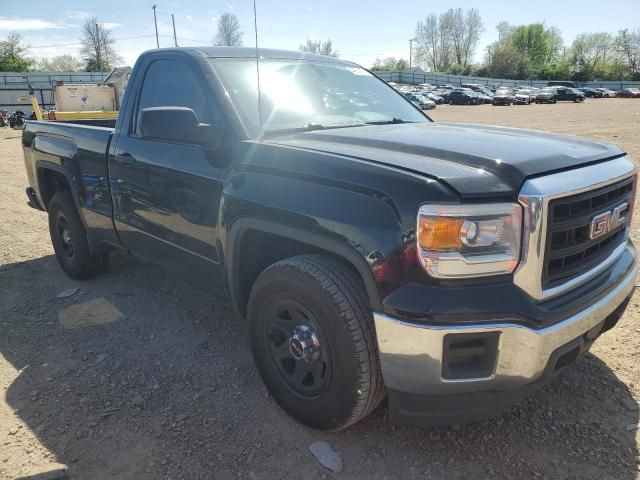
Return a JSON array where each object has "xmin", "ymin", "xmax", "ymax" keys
[{"xmin": 266, "ymin": 122, "xmax": 624, "ymax": 199}]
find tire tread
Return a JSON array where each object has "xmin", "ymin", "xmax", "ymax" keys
[{"xmin": 258, "ymin": 254, "xmax": 386, "ymax": 429}]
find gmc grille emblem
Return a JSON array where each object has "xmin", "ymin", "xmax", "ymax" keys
[{"xmin": 589, "ymin": 202, "xmax": 628, "ymax": 240}]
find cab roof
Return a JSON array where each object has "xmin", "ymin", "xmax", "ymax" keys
[{"xmin": 193, "ymin": 46, "xmax": 351, "ymax": 64}]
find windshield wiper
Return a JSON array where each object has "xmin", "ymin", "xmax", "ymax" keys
[
  {"xmin": 264, "ymin": 122, "xmax": 366, "ymax": 136},
  {"xmin": 364, "ymin": 118, "xmax": 416, "ymax": 125}
]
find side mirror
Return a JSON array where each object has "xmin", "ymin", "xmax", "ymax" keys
[{"xmin": 139, "ymin": 107, "xmax": 222, "ymax": 148}]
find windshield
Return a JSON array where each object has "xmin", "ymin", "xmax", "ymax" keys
[{"xmin": 210, "ymin": 58, "xmax": 429, "ymax": 137}]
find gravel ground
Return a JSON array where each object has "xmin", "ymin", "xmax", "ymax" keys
[{"xmin": 1, "ymin": 99, "xmax": 640, "ymax": 480}]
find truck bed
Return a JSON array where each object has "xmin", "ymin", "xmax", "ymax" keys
[{"xmin": 22, "ymin": 120, "xmax": 120, "ymax": 247}]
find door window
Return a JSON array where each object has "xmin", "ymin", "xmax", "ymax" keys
[{"xmin": 134, "ymin": 59, "xmax": 214, "ymax": 136}]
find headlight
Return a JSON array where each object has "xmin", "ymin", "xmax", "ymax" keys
[{"xmin": 417, "ymin": 203, "xmax": 523, "ymax": 278}]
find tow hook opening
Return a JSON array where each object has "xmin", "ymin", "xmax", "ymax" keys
[{"xmin": 442, "ymin": 332, "xmax": 500, "ymax": 380}]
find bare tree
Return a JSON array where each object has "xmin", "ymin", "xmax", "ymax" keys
[
  {"xmin": 461, "ymin": 9, "xmax": 483, "ymax": 67},
  {"xmin": 36, "ymin": 55, "xmax": 83, "ymax": 72},
  {"xmin": 299, "ymin": 39, "xmax": 338, "ymax": 57},
  {"xmin": 616, "ymin": 29, "xmax": 640, "ymax": 77},
  {"xmin": 213, "ymin": 13, "xmax": 243, "ymax": 46},
  {"xmin": 414, "ymin": 14, "xmax": 440, "ymax": 71},
  {"xmin": 414, "ymin": 8, "xmax": 482, "ymax": 71},
  {"xmin": 79, "ymin": 17, "xmax": 123, "ymax": 71}
]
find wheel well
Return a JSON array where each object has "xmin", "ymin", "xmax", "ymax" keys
[
  {"xmin": 38, "ymin": 168, "xmax": 70, "ymax": 210},
  {"xmin": 234, "ymin": 229, "xmax": 369, "ymax": 317}
]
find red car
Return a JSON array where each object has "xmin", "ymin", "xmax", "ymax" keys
[{"xmin": 616, "ymin": 88, "xmax": 640, "ymax": 98}]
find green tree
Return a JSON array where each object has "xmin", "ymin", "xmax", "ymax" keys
[
  {"xmin": 483, "ymin": 22, "xmax": 565, "ymax": 79},
  {"xmin": 0, "ymin": 32, "xmax": 33, "ymax": 72},
  {"xmin": 372, "ymin": 57, "xmax": 409, "ymax": 71},
  {"xmin": 569, "ymin": 32, "xmax": 613, "ymax": 80}
]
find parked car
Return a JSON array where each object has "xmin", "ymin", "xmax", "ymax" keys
[
  {"xmin": 547, "ymin": 80, "xmax": 577, "ymax": 88},
  {"xmin": 448, "ymin": 89, "xmax": 480, "ymax": 105},
  {"xmin": 425, "ymin": 92, "xmax": 444, "ymax": 104},
  {"xmin": 21, "ymin": 46, "xmax": 638, "ymax": 430},
  {"xmin": 492, "ymin": 89, "xmax": 514, "ymax": 106},
  {"xmin": 554, "ymin": 87, "xmax": 586, "ymax": 102},
  {"xmin": 405, "ymin": 93, "xmax": 436, "ymax": 110},
  {"xmin": 514, "ymin": 89, "xmax": 533, "ymax": 105},
  {"xmin": 431, "ymin": 88, "xmax": 451, "ymax": 98},
  {"xmin": 534, "ymin": 88, "xmax": 557, "ymax": 104},
  {"xmin": 577, "ymin": 87, "xmax": 604, "ymax": 98},
  {"xmin": 616, "ymin": 88, "xmax": 640, "ymax": 98},
  {"xmin": 595, "ymin": 88, "xmax": 617, "ymax": 98},
  {"xmin": 414, "ymin": 94, "xmax": 437, "ymax": 110},
  {"xmin": 472, "ymin": 87, "xmax": 494, "ymax": 103}
]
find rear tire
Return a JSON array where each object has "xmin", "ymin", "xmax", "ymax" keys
[
  {"xmin": 48, "ymin": 190, "xmax": 109, "ymax": 279},
  {"xmin": 248, "ymin": 254, "xmax": 385, "ymax": 430}
]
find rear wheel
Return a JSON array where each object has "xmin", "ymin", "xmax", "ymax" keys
[
  {"xmin": 248, "ymin": 255, "xmax": 385, "ymax": 430},
  {"xmin": 48, "ymin": 190, "xmax": 108, "ymax": 279}
]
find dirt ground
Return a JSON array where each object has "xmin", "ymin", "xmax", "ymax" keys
[{"xmin": 1, "ymin": 99, "xmax": 640, "ymax": 480}]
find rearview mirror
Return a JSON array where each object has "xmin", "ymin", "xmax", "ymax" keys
[{"xmin": 139, "ymin": 107, "xmax": 222, "ymax": 148}]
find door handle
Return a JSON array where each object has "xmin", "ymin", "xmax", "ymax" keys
[{"xmin": 119, "ymin": 153, "xmax": 133, "ymax": 167}]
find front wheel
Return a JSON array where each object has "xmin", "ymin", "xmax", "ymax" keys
[
  {"xmin": 48, "ymin": 190, "xmax": 109, "ymax": 279},
  {"xmin": 248, "ymin": 255, "xmax": 385, "ymax": 430}
]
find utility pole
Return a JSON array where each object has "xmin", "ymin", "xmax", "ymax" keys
[
  {"xmin": 152, "ymin": 5, "xmax": 159, "ymax": 48},
  {"xmin": 171, "ymin": 14, "xmax": 178, "ymax": 47}
]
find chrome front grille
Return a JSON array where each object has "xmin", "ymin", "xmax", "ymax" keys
[
  {"xmin": 514, "ymin": 156, "xmax": 637, "ymax": 301},
  {"xmin": 544, "ymin": 178, "xmax": 633, "ymax": 287}
]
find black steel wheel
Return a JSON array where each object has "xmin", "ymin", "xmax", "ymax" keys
[
  {"xmin": 248, "ymin": 254, "xmax": 385, "ymax": 430},
  {"xmin": 55, "ymin": 212, "xmax": 75, "ymax": 260},
  {"xmin": 48, "ymin": 190, "xmax": 109, "ymax": 279},
  {"xmin": 263, "ymin": 298, "xmax": 332, "ymax": 399}
]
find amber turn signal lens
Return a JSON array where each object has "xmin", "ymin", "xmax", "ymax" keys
[{"xmin": 418, "ymin": 217, "xmax": 463, "ymax": 249}]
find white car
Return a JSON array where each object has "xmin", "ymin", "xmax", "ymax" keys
[
  {"xmin": 596, "ymin": 88, "xmax": 617, "ymax": 98},
  {"xmin": 514, "ymin": 89, "xmax": 533, "ymax": 105}
]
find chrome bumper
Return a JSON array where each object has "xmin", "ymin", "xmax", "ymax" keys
[{"xmin": 374, "ymin": 246, "xmax": 636, "ymax": 396}]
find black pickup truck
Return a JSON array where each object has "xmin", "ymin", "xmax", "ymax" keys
[{"xmin": 22, "ymin": 47, "xmax": 637, "ymax": 430}]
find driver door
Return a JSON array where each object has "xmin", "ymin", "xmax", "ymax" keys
[{"xmin": 110, "ymin": 55, "xmax": 227, "ymax": 289}]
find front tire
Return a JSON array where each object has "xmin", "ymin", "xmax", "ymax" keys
[
  {"xmin": 48, "ymin": 190, "xmax": 109, "ymax": 279},
  {"xmin": 248, "ymin": 254, "xmax": 385, "ymax": 430}
]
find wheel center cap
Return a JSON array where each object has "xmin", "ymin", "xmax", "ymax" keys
[
  {"xmin": 288, "ymin": 324, "xmax": 321, "ymax": 364},
  {"xmin": 289, "ymin": 338, "xmax": 305, "ymax": 359}
]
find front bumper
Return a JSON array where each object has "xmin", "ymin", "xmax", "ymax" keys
[{"xmin": 374, "ymin": 245, "xmax": 636, "ymax": 425}]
